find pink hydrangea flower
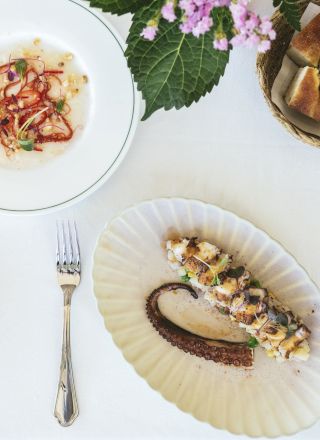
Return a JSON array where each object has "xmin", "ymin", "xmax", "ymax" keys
[
  {"xmin": 213, "ymin": 37, "xmax": 228, "ymax": 51},
  {"xmin": 229, "ymin": 0, "xmax": 249, "ymax": 28},
  {"xmin": 244, "ymin": 33, "xmax": 260, "ymax": 48},
  {"xmin": 179, "ymin": 0, "xmax": 215, "ymax": 36},
  {"xmin": 141, "ymin": 0, "xmax": 275, "ymax": 54},
  {"xmin": 230, "ymin": 33, "xmax": 246, "ymax": 47},
  {"xmin": 258, "ymin": 39, "xmax": 271, "ymax": 53},
  {"xmin": 259, "ymin": 17, "xmax": 273, "ymax": 35},
  {"xmin": 245, "ymin": 13, "xmax": 259, "ymax": 31},
  {"xmin": 179, "ymin": 0, "xmax": 196, "ymax": 15},
  {"xmin": 229, "ymin": 1, "xmax": 276, "ymax": 52},
  {"xmin": 268, "ymin": 29, "xmax": 276, "ymax": 40},
  {"xmin": 192, "ymin": 16, "xmax": 213, "ymax": 37},
  {"xmin": 140, "ymin": 24, "xmax": 158, "ymax": 41},
  {"xmin": 212, "ymin": 0, "xmax": 231, "ymax": 6},
  {"xmin": 162, "ymin": 1, "xmax": 177, "ymax": 22}
]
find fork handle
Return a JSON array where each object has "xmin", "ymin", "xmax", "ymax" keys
[{"xmin": 54, "ymin": 287, "xmax": 79, "ymax": 427}]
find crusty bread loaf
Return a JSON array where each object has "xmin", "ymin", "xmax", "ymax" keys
[
  {"xmin": 285, "ymin": 66, "xmax": 320, "ymax": 121},
  {"xmin": 287, "ymin": 13, "xmax": 320, "ymax": 67}
]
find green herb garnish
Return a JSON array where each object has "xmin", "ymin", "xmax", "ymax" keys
[
  {"xmin": 218, "ymin": 307, "xmax": 227, "ymax": 315},
  {"xmin": 218, "ymin": 256, "xmax": 229, "ymax": 267},
  {"xmin": 247, "ymin": 336, "xmax": 259, "ymax": 348},
  {"xmin": 18, "ymin": 139, "xmax": 34, "ymax": 151},
  {"xmin": 286, "ymin": 323, "xmax": 298, "ymax": 337},
  {"xmin": 212, "ymin": 274, "xmax": 221, "ymax": 286},
  {"xmin": 274, "ymin": 312, "xmax": 288, "ymax": 327},
  {"xmin": 250, "ymin": 279, "xmax": 261, "ymax": 288},
  {"xmin": 15, "ymin": 59, "xmax": 27, "ymax": 78},
  {"xmin": 56, "ymin": 99, "xmax": 65, "ymax": 113},
  {"xmin": 288, "ymin": 323, "xmax": 297, "ymax": 332},
  {"xmin": 180, "ymin": 274, "xmax": 190, "ymax": 283},
  {"xmin": 267, "ymin": 309, "xmax": 289, "ymax": 326},
  {"xmin": 277, "ymin": 313, "xmax": 288, "ymax": 326},
  {"xmin": 227, "ymin": 266, "xmax": 245, "ymax": 279}
]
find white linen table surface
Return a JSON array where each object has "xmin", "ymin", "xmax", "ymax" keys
[{"xmin": 0, "ymin": 1, "xmax": 319, "ymax": 439}]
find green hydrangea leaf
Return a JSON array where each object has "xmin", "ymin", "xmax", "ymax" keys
[
  {"xmin": 212, "ymin": 6, "xmax": 234, "ymax": 40},
  {"xmin": 126, "ymin": 0, "xmax": 229, "ymax": 120},
  {"xmin": 273, "ymin": 0, "xmax": 301, "ymax": 31},
  {"xmin": 84, "ymin": 0, "xmax": 150, "ymax": 15}
]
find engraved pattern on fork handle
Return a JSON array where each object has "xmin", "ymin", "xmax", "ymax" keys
[{"xmin": 54, "ymin": 286, "xmax": 79, "ymax": 427}]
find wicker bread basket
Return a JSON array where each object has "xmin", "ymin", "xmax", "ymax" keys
[{"xmin": 256, "ymin": 0, "xmax": 320, "ymax": 147}]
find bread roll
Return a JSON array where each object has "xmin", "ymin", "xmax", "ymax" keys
[
  {"xmin": 285, "ymin": 66, "xmax": 320, "ymax": 121},
  {"xmin": 287, "ymin": 13, "xmax": 320, "ymax": 67}
]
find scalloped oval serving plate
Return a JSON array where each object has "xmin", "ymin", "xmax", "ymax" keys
[{"xmin": 93, "ymin": 198, "xmax": 320, "ymax": 437}]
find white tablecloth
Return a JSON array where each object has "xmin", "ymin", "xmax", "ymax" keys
[{"xmin": 0, "ymin": 2, "xmax": 319, "ymax": 439}]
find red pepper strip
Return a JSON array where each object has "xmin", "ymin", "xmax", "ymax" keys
[
  {"xmin": 4, "ymin": 79, "xmax": 22, "ymax": 97},
  {"xmin": 46, "ymin": 75, "xmax": 63, "ymax": 88},
  {"xmin": 61, "ymin": 102, "xmax": 71, "ymax": 116},
  {"xmin": 0, "ymin": 62, "xmax": 14, "ymax": 75},
  {"xmin": 43, "ymin": 70, "xmax": 64, "ymax": 75},
  {"xmin": 19, "ymin": 109, "xmax": 47, "ymax": 127},
  {"xmin": 24, "ymin": 68, "xmax": 39, "ymax": 87},
  {"xmin": 37, "ymin": 115, "xmax": 73, "ymax": 143},
  {"xmin": 17, "ymin": 90, "xmax": 41, "ymax": 108}
]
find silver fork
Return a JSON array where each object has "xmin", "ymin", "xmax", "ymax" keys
[{"xmin": 54, "ymin": 220, "xmax": 80, "ymax": 427}]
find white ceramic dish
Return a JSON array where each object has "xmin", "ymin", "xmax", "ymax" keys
[
  {"xmin": 93, "ymin": 198, "xmax": 320, "ymax": 437},
  {"xmin": 0, "ymin": 0, "xmax": 139, "ymax": 214}
]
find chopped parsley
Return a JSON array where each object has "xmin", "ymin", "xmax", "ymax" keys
[
  {"xmin": 250, "ymin": 279, "xmax": 261, "ymax": 288},
  {"xmin": 247, "ymin": 336, "xmax": 259, "ymax": 348},
  {"xmin": 268, "ymin": 309, "xmax": 288, "ymax": 326},
  {"xmin": 218, "ymin": 256, "xmax": 229, "ymax": 267},
  {"xmin": 227, "ymin": 266, "xmax": 245, "ymax": 279},
  {"xmin": 286, "ymin": 323, "xmax": 298, "ymax": 337},
  {"xmin": 180, "ymin": 274, "xmax": 190, "ymax": 283},
  {"xmin": 211, "ymin": 274, "xmax": 221, "ymax": 286},
  {"xmin": 275, "ymin": 312, "xmax": 288, "ymax": 326}
]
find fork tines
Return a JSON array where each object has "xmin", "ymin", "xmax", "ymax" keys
[{"xmin": 56, "ymin": 220, "xmax": 81, "ymax": 273}]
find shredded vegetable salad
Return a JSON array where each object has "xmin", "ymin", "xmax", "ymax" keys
[{"xmin": 0, "ymin": 47, "xmax": 87, "ymax": 156}]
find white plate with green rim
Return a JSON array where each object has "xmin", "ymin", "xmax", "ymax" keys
[
  {"xmin": 93, "ymin": 197, "xmax": 320, "ymax": 437},
  {"xmin": 0, "ymin": 0, "xmax": 139, "ymax": 214}
]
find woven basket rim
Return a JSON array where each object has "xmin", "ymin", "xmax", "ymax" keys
[{"xmin": 256, "ymin": 2, "xmax": 320, "ymax": 148}]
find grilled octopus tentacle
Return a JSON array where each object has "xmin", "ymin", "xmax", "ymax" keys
[{"xmin": 146, "ymin": 283, "xmax": 253, "ymax": 367}]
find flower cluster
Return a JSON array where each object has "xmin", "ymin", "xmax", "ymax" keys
[
  {"xmin": 140, "ymin": 0, "xmax": 276, "ymax": 53},
  {"xmin": 229, "ymin": 0, "xmax": 276, "ymax": 52}
]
